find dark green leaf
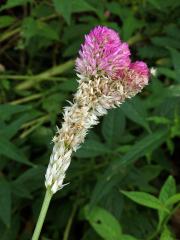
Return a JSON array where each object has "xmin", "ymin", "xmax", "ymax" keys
[
  {"xmin": 75, "ymin": 140, "xmax": 110, "ymax": 158},
  {"xmin": 169, "ymin": 48, "xmax": 180, "ymax": 82},
  {"xmin": 102, "ymin": 108, "xmax": 125, "ymax": 147},
  {"xmin": 0, "ymin": 180, "xmax": 11, "ymax": 227},
  {"xmin": 0, "ymin": 112, "xmax": 40, "ymax": 139},
  {"xmin": 84, "ymin": 205, "xmax": 122, "ymax": 240},
  {"xmin": 0, "ymin": 16, "xmax": 15, "ymax": 28},
  {"xmin": 13, "ymin": 166, "xmax": 45, "ymax": 194},
  {"xmin": 0, "ymin": 137, "xmax": 32, "ymax": 166},
  {"xmin": 53, "ymin": 0, "xmax": 95, "ymax": 24},
  {"xmin": 0, "ymin": 104, "xmax": 31, "ymax": 121},
  {"xmin": 122, "ymin": 235, "xmax": 138, "ymax": 240},
  {"xmin": 0, "ymin": 0, "xmax": 32, "ymax": 10},
  {"xmin": 53, "ymin": 0, "xmax": 72, "ymax": 24},
  {"xmin": 72, "ymin": 0, "xmax": 95, "ymax": 13},
  {"xmin": 91, "ymin": 129, "xmax": 168, "ymax": 205},
  {"xmin": 121, "ymin": 98, "xmax": 150, "ymax": 132}
]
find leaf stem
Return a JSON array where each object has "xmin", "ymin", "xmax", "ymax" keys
[{"xmin": 32, "ymin": 189, "xmax": 53, "ymax": 240}]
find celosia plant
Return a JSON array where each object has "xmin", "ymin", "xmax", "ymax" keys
[{"xmin": 32, "ymin": 26, "xmax": 150, "ymax": 240}]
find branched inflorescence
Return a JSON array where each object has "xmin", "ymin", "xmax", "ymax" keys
[{"xmin": 45, "ymin": 26, "xmax": 150, "ymax": 194}]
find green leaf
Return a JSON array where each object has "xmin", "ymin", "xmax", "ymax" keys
[
  {"xmin": 0, "ymin": 0, "xmax": 31, "ymax": 11},
  {"xmin": 0, "ymin": 137, "xmax": 32, "ymax": 166},
  {"xmin": 53, "ymin": 0, "xmax": 72, "ymax": 24},
  {"xmin": 102, "ymin": 108, "xmax": 125, "ymax": 147},
  {"xmin": 166, "ymin": 193, "xmax": 180, "ymax": 206},
  {"xmin": 148, "ymin": 116, "xmax": 170, "ymax": 125},
  {"xmin": 37, "ymin": 22, "xmax": 59, "ymax": 40},
  {"xmin": 121, "ymin": 98, "xmax": 150, "ymax": 132},
  {"xmin": 147, "ymin": 0, "xmax": 163, "ymax": 10},
  {"xmin": 13, "ymin": 166, "xmax": 45, "ymax": 195},
  {"xmin": 160, "ymin": 226, "xmax": 175, "ymax": 240},
  {"xmin": 0, "ymin": 16, "xmax": 15, "ymax": 28},
  {"xmin": 91, "ymin": 129, "xmax": 168, "ymax": 205},
  {"xmin": 22, "ymin": 17, "xmax": 59, "ymax": 41},
  {"xmin": 0, "ymin": 180, "xmax": 11, "ymax": 227},
  {"xmin": 53, "ymin": 0, "xmax": 95, "ymax": 24},
  {"xmin": 102, "ymin": 189, "xmax": 124, "ymax": 221},
  {"xmin": 75, "ymin": 140, "xmax": 110, "ymax": 158},
  {"xmin": 169, "ymin": 47, "xmax": 180, "ymax": 82},
  {"xmin": 158, "ymin": 67, "xmax": 176, "ymax": 80},
  {"xmin": 167, "ymin": 85, "xmax": 180, "ymax": 97},
  {"xmin": 0, "ymin": 104, "xmax": 31, "ymax": 121},
  {"xmin": 0, "ymin": 112, "xmax": 40, "ymax": 139},
  {"xmin": 159, "ymin": 176, "xmax": 176, "ymax": 203},
  {"xmin": 152, "ymin": 37, "xmax": 180, "ymax": 50},
  {"xmin": 148, "ymin": 0, "xmax": 180, "ymax": 11},
  {"xmin": 140, "ymin": 165, "xmax": 163, "ymax": 182},
  {"xmin": 158, "ymin": 176, "xmax": 176, "ymax": 224},
  {"xmin": 84, "ymin": 205, "xmax": 122, "ymax": 240},
  {"xmin": 122, "ymin": 14, "xmax": 144, "ymax": 41},
  {"xmin": 72, "ymin": 0, "xmax": 95, "ymax": 13},
  {"xmin": 122, "ymin": 191, "xmax": 167, "ymax": 211},
  {"xmin": 122, "ymin": 235, "xmax": 138, "ymax": 240}
]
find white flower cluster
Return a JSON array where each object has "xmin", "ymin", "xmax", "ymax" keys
[{"xmin": 45, "ymin": 71, "xmax": 147, "ymax": 194}]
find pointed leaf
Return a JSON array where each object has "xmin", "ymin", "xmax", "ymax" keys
[
  {"xmin": 122, "ymin": 191, "xmax": 168, "ymax": 211},
  {"xmin": 158, "ymin": 176, "xmax": 176, "ymax": 224},
  {"xmin": 0, "ymin": 104, "xmax": 31, "ymax": 121},
  {"xmin": 53, "ymin": 0, "xmax": 72, "ymax": 24},
  {"xmin": 159, "ymin": 176, "xmax": 176, "ymax": 203},
  {"xmin": 84, "ymin": 205, "xmax": 122, "ymax": 240},
  {"xmin": 90, "ymin": 129, "xmax": 168, "ymax": 205},
  {"xmin": 121, "ymin": 98, "xmax": 150, "ymax": 132},
  {"xmin": 102, "ymin": 108, "xmax": 125, "ymax": 147},
  {"xmin": 166, "ymin": 193, "xmax": 180, "ymax": 206},
  {"xmin": 160, "ymin": 226, "xmax": 175, "ymax": 240},
  {"xmin": 0, "ymin": 137, "xmax": 32, "ymax": 166},
  {"xmin": 75, "ymin": 140, "xmax": 110, "ymax": 158}
]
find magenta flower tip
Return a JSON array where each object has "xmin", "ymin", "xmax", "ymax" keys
[
  {"xmin": 130, "ymin": 61, "xmax": 149, "ymax": 77},
  {"xmin": 76, "ymin": 26, "xmax": 150, "ymax": 91},
  {"xmin": 76, "ymin": 26, "xmax": 131, "ymax": 79}
]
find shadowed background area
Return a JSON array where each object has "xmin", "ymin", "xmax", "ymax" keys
[{"xmin": 0, "ymin": 0, "xmax": 180, "ymax": 239}]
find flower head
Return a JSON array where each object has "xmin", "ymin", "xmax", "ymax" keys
[
  {"xmin": 45, "ymin": 26, "xmax": 151, "ymax": 194},
  {"xmin": 76, "ymin": 26, "xmax": 131, "ymax": 79}
]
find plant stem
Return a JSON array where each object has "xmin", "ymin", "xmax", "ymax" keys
[
  {"xmin": 147, "ymin": 203, "xmax": 180, "ymax": 240},
  {"xmin": 63, "ymin": 202, "xmax": 78, "ymax": 240},
  {"xmin": 147, "ymin": 222, "xmax": 161, "ymax": 240},
  {"xmin": 32, "ymin": 189, "xmax": 53, "ymax": 240}
]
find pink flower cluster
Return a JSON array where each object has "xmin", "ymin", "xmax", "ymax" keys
[{"xmin": 76, "ymin": 26, "xmax": 149, "ymax": 88}]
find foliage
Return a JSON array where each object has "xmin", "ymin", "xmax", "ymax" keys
[{"xmin": 0, "ymin": 0, "xmax": 180, "ymax": 239}]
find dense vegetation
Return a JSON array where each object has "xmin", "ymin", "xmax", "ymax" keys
[{"xmin": 0, "ymin": 0, "xmax": 180, "ymax": 239}]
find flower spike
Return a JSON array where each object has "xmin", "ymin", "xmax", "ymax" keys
[{"xmin": 45, "ymin": 26, "xmax": 150, "ymax": 194}]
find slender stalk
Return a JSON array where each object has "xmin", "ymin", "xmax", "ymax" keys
[
  {"xmin": 63, "ymin": 203, "xmax": 78, "ymax": 240},
  {"xmin": 32, "ymin": 189, "xmax": 53, "ymax": 240}
]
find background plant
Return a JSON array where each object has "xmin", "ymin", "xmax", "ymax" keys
[{"xmin": 0, "ymin": 0, "xmax": 180, "ymax": 239}]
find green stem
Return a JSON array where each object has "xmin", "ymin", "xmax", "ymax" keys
[
  {"xmin": 63, "ymin": 202, "xmax": 78, "ymax": 240},
  {"xmin": 147, "ymin": 222, "xmax": 161, "ymax": 240},
  {"xmin": 32, "ymin": 189, "xmax": 53, "ymax": 240},
  {"xmin": 147, "ymin": 203, "xmax": 180, "ymax": 240}
]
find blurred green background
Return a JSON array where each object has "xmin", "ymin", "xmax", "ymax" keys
[{"xmin": 0, "ymin": 0, "xmax": 180, "ymax": 239}]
